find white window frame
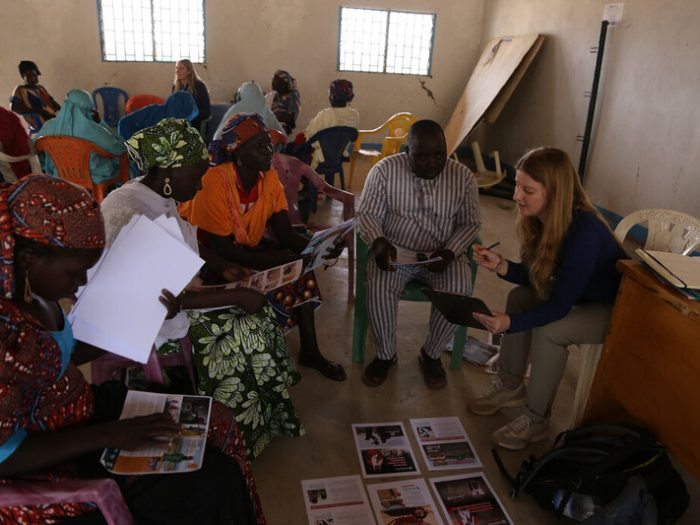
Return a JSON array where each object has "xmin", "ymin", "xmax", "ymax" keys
[
  {"xmin": 337, "ymin": 7, "xmax": 436, "ymax": 75},
  {"xmin": 97, "ymin": 0, "xmax": 206, "ymax": 63}
]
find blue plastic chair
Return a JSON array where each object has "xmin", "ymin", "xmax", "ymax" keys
[
  {"xmin": 92, "ymin": 86, "xmax": 128, "ymax": 127},
  {"xmin": 307, "ymin": 126, "xmax": 358, "ymax": 190}
]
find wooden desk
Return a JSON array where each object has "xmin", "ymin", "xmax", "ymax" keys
[{"xmin": 583, "ymin": 260, "xmax": 700, "ymax": 479}]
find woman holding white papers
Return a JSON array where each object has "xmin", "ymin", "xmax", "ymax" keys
[
  {"xmin": 469, "ymin": 147, "xmax": 626, "ymax": 450},
  {"xmin": 101, "ymin": 118, "xmax": 303, "ymax": 459},
  {"xmin": 0, "ymin": 174, "xmax": 262, "ymax": 524}
]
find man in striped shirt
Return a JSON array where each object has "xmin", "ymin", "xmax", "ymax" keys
[{"xmin": 357, "ymin": 120, "xmax": 481, "ymax": 388}]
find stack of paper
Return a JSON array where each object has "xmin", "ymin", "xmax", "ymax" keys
[
  {"xmin": 635, "ymin": 249, "xmax": 700, "ymax": 289},
  {"xmin": 69, "ymin": 215, "xmax": 204, "ymax": 363}
]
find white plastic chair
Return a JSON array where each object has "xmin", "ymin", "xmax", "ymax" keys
[
  {"xmin": 614, "ymin": 208, "xmax": 700, "ymax": 256},
  {"xmin": 0, "ymin": 149, "xmax": 41, "ymax": 181},
  {"xmin": 569, "ymin": 208, "xmax": 700, "ymax": 428}
]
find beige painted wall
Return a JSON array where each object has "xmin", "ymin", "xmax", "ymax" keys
[
  {"xmin": 1, "ymin": 0, "xmax": 483, "ymax": 133},
  {"xmin": 480, "ymin": 0, "xmax": 700, "ymax": 217}
]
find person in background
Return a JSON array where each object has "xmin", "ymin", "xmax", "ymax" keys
[
  {"xmin": 302, "ymin": 79, "xmax": 359, "ymax": 169},
  {"xmin": 35, "ymin": 89, "xmax": 126, "ymax": 185},
  {"xmin": 269, "ymin": 70, "xmax": 301, "ymax": 135},
  {"xmin": 357, "ymin": 120, "xmax": 480, "ymax": 389},
  {"xmin": 469, "ymin": 147, "xmax": 626, "ymax": 450},
  {"xmin": 173, "ymin": 59, "xmax": 211, "ymax": 132},
  {"xmin": 180, "ymin": 113, "xmax": 347, "ymax": 382},
  {"xmin": 214, "ymin": 81, "xmax": 286, "ymax": 141},
  {"xmin": 0, "ymin": 174, "xmax": 263, "ymax": 524},
  {"xmin": 10, "ymin": 60, "xmax": 61, "ymax": 131},
  {"xmin": 0, "ymin": 107, "xmax": 33, "ymax": 181},
  {"xmin": 101, "ymin": 118, "xmax": 303, "ymax": 459}
]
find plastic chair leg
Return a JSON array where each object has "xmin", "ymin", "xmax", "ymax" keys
[
  {"xmin": 351, "ymin": 300, "xmax": 369, "ymax": 363},
  {"xmin": 450, "ymin": 326, "xmax": 467, "ymax": 370}
]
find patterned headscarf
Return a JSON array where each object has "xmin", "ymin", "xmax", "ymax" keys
[
  {"xmin": 126, "ymin": 117, "xmax": 207, "ymax": 172},
  {"xmin": 0, "ymin": 174, "xmax": 105, "ymax": 298},
  {"xmin": 329, "ymin": 79, "xmax": 354, "ymax": 106},
  {"xmin": 208, "ymin": 113, "xmax": 268, "ymax": 166}
]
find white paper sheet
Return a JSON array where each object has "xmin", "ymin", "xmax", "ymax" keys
[
  {"xmin": 352, "ymin": 422, "xmax": 421, "ymax": 479},
  {"xmin": 69, "ymin": 215, "xmax": 204, "ymax": 363},
  {"xmin": 301, "ymin": 475, "xmax": 376, "ymax": 525},
  {"xmin": 367, "ymin": 478, "xmax": 444, "ymax": 525},
  {"xmin": 410, "ymin": 417, "xmax": 482, "ymax": 471}
]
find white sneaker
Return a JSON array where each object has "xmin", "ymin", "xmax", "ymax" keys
[
  {"xmin": 491, "ymin": 414, "xmax": 549, "ymax": 450},
  {"xmin": 468, "ymin": 379, "xmax": 526, "ymax": 416}
]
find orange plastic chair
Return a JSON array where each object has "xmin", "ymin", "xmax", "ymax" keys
[
  {"xmin": 34, "ymin": 136, "xmax": 129, "ymax": 203},
  {"xmin": 125, "ymin": 94, "xmax": 165, "ymax": 114},
  {"xmin": 348, "ymin": 112, "xmax": 416, "ymax": 188}
]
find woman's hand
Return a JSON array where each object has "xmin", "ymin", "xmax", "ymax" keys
[
  {"xmin": 473, "ymin": 245, "xmax": 507, "ymax": 275},
  {"xmin": 105, "ymin": 414, "xmax": 181, "ymax": 451},
  {"xmin": 473, "ymin": 311, "xmax": 510, "ymax": 334},
  {"xmin": 160, "ymin": 289, "xmax": 181, "ymax": 319},
  {"xmin": 221, "ymin": 262, "xmax": 253, "ymax": 283},
  {"xmin": 228, "ymin": 287, "xmax": 268, "ymax": 314}
]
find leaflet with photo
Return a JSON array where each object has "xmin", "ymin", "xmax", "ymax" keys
[
  {"xmin": 101, "ymin": 391, "xmax": 211, "ymax": 475},
  {"xmin": 367, "ymin": 478, "xmax": 444, "ymax": 525},
  {"xmin": 302, "ymin": 218, "xmax": 357, "ymax": 271},
  {"xmin": 189, "ymin": 259, "xmax": 303, "ymax": 294},
  {"xmin": 410, "ymin": 417, "xmax": 482, "ymax": 471},
  {"xmin": 352, "ymin": 422, "xmax": 421, "ymax": 478},
  {"xmin": 301, "ymin": 475, "xmax": 376, "ymax": 525},
  {"xmin": 461, "ymin": 337, "xmax": 500, "ymax": 367},
  {"xmin": 429, "ymin": 473, "xmax": 513, "ymax": 525}
]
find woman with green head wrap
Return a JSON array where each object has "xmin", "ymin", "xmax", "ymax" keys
[{"xmin": 101, "ymin": 118, "xmax": 303, "ymax": 459}]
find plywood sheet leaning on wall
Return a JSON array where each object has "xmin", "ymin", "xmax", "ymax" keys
[{"xmin": 444, "ymin": 33, "xmax": 544, "ymax": 155}]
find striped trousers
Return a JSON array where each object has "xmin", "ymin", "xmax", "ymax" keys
[{"xmin": 366, "ymin": 255, "xmax": 472, "ymax": 360}]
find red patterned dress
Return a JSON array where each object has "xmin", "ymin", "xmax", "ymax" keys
[{"xmin": 0, "ymin": 299, "xmax": 266, "ymax": 524}]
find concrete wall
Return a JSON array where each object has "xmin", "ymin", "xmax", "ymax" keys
[
  {"xmin": 480, "ymin": 0, "xmax": 700, "ymax": 217},
  {"xmin": 1, "ymin": 0, "xmax": 483, "ymax": 133}
]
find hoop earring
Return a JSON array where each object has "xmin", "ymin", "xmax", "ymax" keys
[
  {"xmin": 24, "ymin": 272, "xmax": 32, "ymax": 303},
  {"xmin": 163, "ymin": 177, "xmax": 173, "ymax": 196}
]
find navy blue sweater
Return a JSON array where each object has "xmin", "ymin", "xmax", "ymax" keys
[{"xmin": 503, "ymin": 210, "xmax": 627, "ymax": 333}]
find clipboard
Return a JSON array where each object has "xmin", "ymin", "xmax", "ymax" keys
[{"xmin": 422, "ymin": 288, "xmax": 493, "ymax": 329}]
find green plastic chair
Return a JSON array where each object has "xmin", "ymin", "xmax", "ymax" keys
[{"xmin": 351, "ymin": 236, "xmax": 479, "ymax": 370}]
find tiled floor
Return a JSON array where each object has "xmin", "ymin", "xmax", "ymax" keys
[{"xmin": 251, "ymin": 161, "xmax": 699, "ymax": 524}]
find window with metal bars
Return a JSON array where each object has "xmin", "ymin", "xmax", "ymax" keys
[
  {"xmin": 98, "ymin": 0, "xmax": 205, "ymax": 62},
  {"xmin": 338, "ymin": 7, "xmax": 435, "ymax": 75}
]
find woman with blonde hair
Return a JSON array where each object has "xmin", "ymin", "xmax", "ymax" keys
[
  {"xmin": 469, "ymin": 147, "xmax": 626, "ymax": 450},
  {"xmin": 173, "ymin": 58, "xmax": 211, "ymax": 131}
]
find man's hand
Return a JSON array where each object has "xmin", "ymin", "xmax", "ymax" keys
[
  {"xmin": 372, "ymin": 237, "xmax": 396, "ymax": 272},
  {"xmin": 425, "ymin": 248, "xmax": 454, "ymax": 273}
]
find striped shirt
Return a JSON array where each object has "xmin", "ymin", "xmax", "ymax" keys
[{"xmin": 358, "ymin": 153, "xmax": 481, "ymax": 255}]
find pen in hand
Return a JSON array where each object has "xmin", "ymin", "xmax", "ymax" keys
[{"xmin": 485, "ymin": 242, "xmax": 500, "ymax": 251}]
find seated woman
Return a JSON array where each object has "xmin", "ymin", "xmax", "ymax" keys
[
  {"xmin": 180, "ymin": 113, "xmax": 346, "ymax": 382},
  {"xmin": 172, "ymin": 59, "xmax": 211, "ymax": 132},
  {"xmin": 35, "ymin": 89, "xmax": 127, "ymax": 185},
  {"xmin": 214, "ymin": 81, "xmax": 286, "ymax": 141},
  {"xmin": 302, "ymin": 79, "xmax": 360, "ymax": 169},
  {"xmin": 10, "ymin": 60, "xmax": 61, "ymax": 131},
  {"xmin": 118, "ymin": 90, "xmax": 199, "ymax": 140},
  {"xmin": 269, "ymin": 70, "xmax": 301, "ymax": 135},
  {"xmin": 469, "ymin": 147, "xmax": 626, "ymax": 450},
  {"xmin": 101, "ymin": 118, "xmax": 303, "ymax": 459},
  {"xmin": 0, "ymin": 174, "xmax": 263, "ymax": 524}
]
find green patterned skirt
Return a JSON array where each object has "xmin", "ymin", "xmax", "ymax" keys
[{"xmin": 160, "ymin": 305, "xmax": 304, "ymax": 459}]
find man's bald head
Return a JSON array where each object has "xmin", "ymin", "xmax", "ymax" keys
[{"xmin": 407, "ymin": 120, "xmax": 447, "ymax": 180}]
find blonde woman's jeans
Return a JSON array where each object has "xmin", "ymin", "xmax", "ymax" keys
[{"xmin": 498, "ymin": 286, "xmax": 613, "ymax": 419}]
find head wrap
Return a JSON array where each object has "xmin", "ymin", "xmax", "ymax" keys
[
  {"xmin": 208, "ymin": 113, "xmax": 268, "ymax": 165},
  {"xmin": 273, "ymin": 70, "xmax": 296, "ymax": 92},
  {"xmin": 126, "ymin": 117, "xmax": 207, "ymax": 172},
  {"xmin": 0, "ymin": 174, "xmax": 105, "ymax": 298},
  {"xmin": 18, "ymin": 60, "xmax": 40, "ymax": 76},
  {"xmin": 329, "ymin": 79, "xmax": 354, "ymax": 106}
]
